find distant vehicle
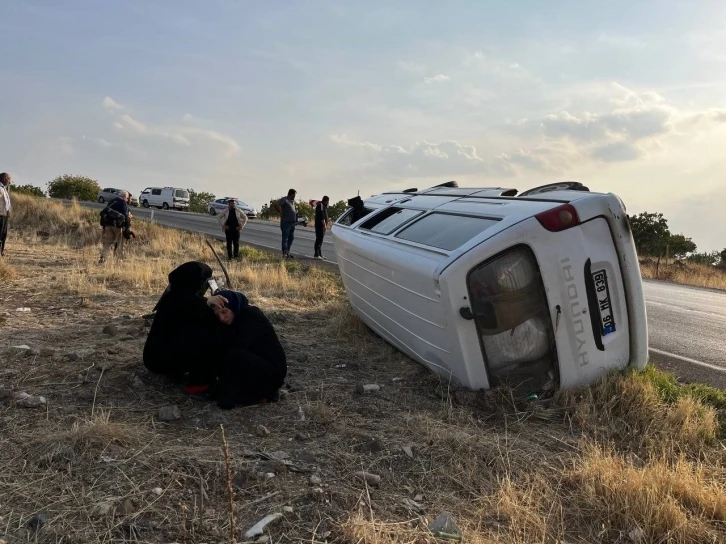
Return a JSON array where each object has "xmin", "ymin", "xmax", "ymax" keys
[
  {"xmin": 208, "ymin": 197, "xmax": 257, "ymax": 219},
  {"xmin": 332, "ymin": 181, "xmax": 648, "ymax": 396},
  {"xmin": 139, "ymin": 187, "xmax": 190, "ymax": 210},
  {"xmin": 98, "ymin": 188, "xmax": 139, "ymax": 207}
]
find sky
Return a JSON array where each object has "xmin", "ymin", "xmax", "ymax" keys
[{"xmin": 1, "ymin": 0, "xmax": 726, "ymax": 251}]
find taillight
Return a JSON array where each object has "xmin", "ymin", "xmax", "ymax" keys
[{"xmin": 535, "ymin": 204, "xmax": 580, "ymax": 232}]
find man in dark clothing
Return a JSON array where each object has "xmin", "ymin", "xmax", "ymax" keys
[
  {"xmin": 217, "ymin": 199, "xmax": 248, "ymax": 260},
  {"xmin": 99, "ymin": 191, "xmax": 132, "ymax": 263},
  {"xmin": 0, "ymin": 173, "xmax": 12, "ymax": 257},
  {"xmin": 313, "ymin": 196, "xmax": 330, "ymax": 260},
  {"xmin": 143, "ymin": 261, "xmax": 223, "ymax": 388},
  {"xmin": 211, "ymin": 290, "xmax": 287, "ymax": 409},
  {"xmin": 274, "ymin": 189, "xmax": 297, "ymax": 258}
]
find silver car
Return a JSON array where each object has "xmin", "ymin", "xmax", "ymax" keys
[
  {"xmin": 208, "ymin": 197, "xmax": 257, "ymax": 218},
  {"xmin": 98, "ymin": 187, "xmax": 139, "ymax": 207}
]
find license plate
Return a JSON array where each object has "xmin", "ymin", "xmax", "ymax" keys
[{"xmin": 592, "ymin": 269, "xmax": 615, "ymax": 336}]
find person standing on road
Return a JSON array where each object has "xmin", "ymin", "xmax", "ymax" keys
[
  {"xmin": 217, "ymin": 199, "xmax": 248, "ymax": 260},
  {"xmin": 0, "ymin": 173, "xmax": 12, "ymax": 257},
  {"xmin": 313, "ymin": 196, "xmax": 330, "ymax": 260},
  {"xmin": 274, "ymin": 189, "xmax": 297, "ymax": 259},
  {"xmin": 99, "ymin": 190, "xmax": 132, "ymax": 263}
]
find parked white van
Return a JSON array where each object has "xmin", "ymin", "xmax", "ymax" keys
[
  {"xmin": 332, "ymin": 181, "xmax": 648, "ymax": 395},
  {"xmin": 139, "ymin": 187, "xmax": 190, "ymax": 210}
]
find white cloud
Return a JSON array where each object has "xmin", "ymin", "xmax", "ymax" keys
[
  {"xmin": 182, "ymin": 113, "xmax": 194, "ymax": 121},
  {"xmin": 424, "ymin": 74, "xmax": 450, "ymax": 83},
  {"xmin": 100, "ymin": 102, "xmax": 240, "ymax": 156},
  {"xmin": 331, "ymin": 135, "xmax": 515, "ymax": 177},
  {"xmin": 102, "ymin": 96, "xmax": 123, "ymax": 111},
  {"xmin": 118, "ymin": 114, "xmax": 149, "ymax": 134},
  {"xmin": 50, "ymin": 136, "xmax": 74, "ymax": 155}
]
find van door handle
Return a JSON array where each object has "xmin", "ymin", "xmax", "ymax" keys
[{"xmin": 459, "ymin": 307, "xmax": 474, "ymax": 320}]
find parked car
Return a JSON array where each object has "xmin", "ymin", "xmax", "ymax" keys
[
  {"xmin": 139, "ymin": 187, "xmax": 190, "ymax": 210},
  {"xmin": 207, "ymin": 198, "xmax": 257, "ymax": 219},
  {"xmin": 98, "ymin": 188, "xmax": 139, "ymax": 207},
  {"xmin": 332, "ymin": 181, "xmax": 648, "ymax": 396}
]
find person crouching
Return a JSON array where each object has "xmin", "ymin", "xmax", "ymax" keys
[{"xmin": 210, "ymin": 290, "xmax": 287, "ymax": 409}]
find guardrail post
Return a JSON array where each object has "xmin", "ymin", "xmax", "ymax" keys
[{"xmin": 150, "ymin": 209, "xmax": 155, "ymax": 223}]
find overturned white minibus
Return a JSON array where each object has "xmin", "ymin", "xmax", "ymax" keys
[{"xmin": 331, "ymin": 181, "xmax": 648, "ymax": 394}]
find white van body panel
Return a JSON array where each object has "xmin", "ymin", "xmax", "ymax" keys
[
  {"xmin": 139, "ymin": 187, "xmax": 190, "ymax": 210},
  {"xmin": 332, "ymin": 185, "xmax": 648, "ymax": 392}
]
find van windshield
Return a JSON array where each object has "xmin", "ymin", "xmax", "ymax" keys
[{"xmin": 175, "ymin": 190, "xmax": 189, "ymax": 199}]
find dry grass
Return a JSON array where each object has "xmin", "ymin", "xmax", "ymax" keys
[
  {"xmin": 640, "ymin": 257, "xmax": 726, "ymax": 290},
  {"xmin": 1, "ymin": 194, "xmax": 726, "ymax": 543}
]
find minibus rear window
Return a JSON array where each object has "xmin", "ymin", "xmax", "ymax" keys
[
  {"xmin": 395, "ymin": 213, "xmax": 500, "ymax": 251},
  {"xmin": 359, "ymin": 207, "xmax": 423, "ymax": 235}
]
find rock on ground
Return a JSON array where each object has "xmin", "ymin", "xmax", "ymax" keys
[{"xmin": 157, "ymin": 405, "xmax": 181, "ymax": 421}]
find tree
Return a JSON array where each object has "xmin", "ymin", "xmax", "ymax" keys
[
  {"xmin": 47, "ymin": 174, "xmax": 101, "ymax": 201},
  {"xmin": 687, "ymin": 251, "xmax": 720, "ymax": 266},
  {"xmin": 9, "ymin": 184, "xmax": 45, "ymax": 198},
  {"xmin": 328, "ymin": 200, "xmax": 349, "ymax": 221},
  {"xmin": 668, "ymin": 234, "xmax": 697, "ymax": 259},
  {"xmin": 188, "ymin": 188, "xmax": 216, "ymax": 214},
  {"xmin": 719, "ymin": 248, "xmax": 726, "ymax": 268},
  {"xmin": 628, "ymin": 212, "xmax": 671, "ymax": 256}
]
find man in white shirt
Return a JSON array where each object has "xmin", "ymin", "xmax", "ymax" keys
[{"xmin": 0, "ymin": 173, "xmax": 12, "ymax": 257}]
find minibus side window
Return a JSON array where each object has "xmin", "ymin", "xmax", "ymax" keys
[
  {"xmin": 395, "ymin": 212, "xmax": 500, "ymax": 251},
  {"xmin": 358, "ymin": 207, "xmax": 423, "ymax": 235}
]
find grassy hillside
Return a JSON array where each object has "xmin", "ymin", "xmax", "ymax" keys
[{"xmin": 1, "ymin": 194, "xmax": 725, "ymax": 543}]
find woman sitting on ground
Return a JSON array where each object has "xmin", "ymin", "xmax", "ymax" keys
[
  {"xmin": 208, "ymin": 290, "xmax": 287, "ymax": 409},
  {"xmin": 143, "ymin": 261, "xmax": 227, "ymax": 388}
]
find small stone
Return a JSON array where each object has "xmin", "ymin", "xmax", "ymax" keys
[
  {"xmin": 151, "ymin": 487, "xmax": 163, "ymax": 496},
  {"xmin": 256, "ymin": 537, "xmax": 271, "ymax": 544},
  {"xmin": 17, "ymin": 393, "xmax": 47, "ymax": 408},
  {"xmin": 402, "ymin": 445, "xmax": 414, "ymax": 458},
  {"xmin": 121, "ymin": 335, "xmax": 135, "ymax": 341},
  {"xmin": 107, "ymin": 348, "xmax": 120, "ymax": 355},
  {"xmin": 102, "ymin": 325, "xmax": 119, "ymax": 337},
  {"xmin": 66, "ymin": 353, "xmax": 80, "ymax": 362},
  {"xmin": 93, "ymin": 502, "xmax": 114, "ymax": 516},
  {"xmin": 158, "ymin": 405, "xmax": 181, "ymax": 421},
  {"xmin": 39, "ymin": 348, "xmax": 56, "ymax": 358},
  {"xmin": 265, "ymin": 473, "xmax": 276, "ymax": 479},
  {"xmin": 121, "ymin": 498, "xmax": 135, "ymax": 516},
  {"xmin": 0, "ymin": 389, "xmax": 13, "ymax": 401},
  {"xmin": 26, "ymin": 513, "xmax": 49, "ymax": 531},
  {"xmin": 122, "ymin": 315, "xmax": 133, "ymax": 320},
  {"xmin": 309, "ymin": 474, "xmax": 322, "ymax": 486},
  {"xmin": 356, "ymin": 437, "xmax": 384, "ymax": 454},
  {"xmin": 414, "ymin": 494, "xmax": 424, "ymax": 502},
  {"xmin": 129, "ymin": 375, "xmax": 145, "ymax": 389},
  {"xmin": 282, "ymin": 506, "xmax": 294, "ymax": 514},
  {"xmin": 309, "ymin": 487, "xmax": 325, "ymax": 499},
  {"xmin": 256, "ymin": 425, "xmax": 270, "ymax": 437},
  {"xmin": 297, "ymin": 352, "xmax": 311, "ymax": 363},
  {"xmin": 11, "ymin": 345, "xmax": 31, "ymax": 352},
  {"xmin": 392, "ymin": 377, "xmax": 404, "ymax": 383},
  {"xmin": 269, "ymin": 450, "xmax": 290, "ymax": 460},
  {"xmin": 353, "ymin": 471, "xmax": 381, "ymax": 487},
  {"xmin": 295, "ymin": 432, "xmax": 310, "ymax": 442},
  {"xmin": 428, "ymin": 512, "xmax": 461, "ymax": 537},
  {"xmin": 355, "ymin": 383, "xmax": 381, "ymax": 394}
]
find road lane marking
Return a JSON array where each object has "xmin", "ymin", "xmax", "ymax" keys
[{"xmin": 649, "ymin": 347, "xmax": 726, "ymax": 373}]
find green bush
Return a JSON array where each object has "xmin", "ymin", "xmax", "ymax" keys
[
  {"xmin": 9, "ymin": 184, "xmax": 45, "ymax": 198},
  {"xmin": 47, "ymin": 175, "xmax": 101, "ymax": 201}
]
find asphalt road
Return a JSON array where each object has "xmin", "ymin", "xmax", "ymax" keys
[{"xmin": 80, "ymin": 202, "xmax": 726, "ymax": 389}]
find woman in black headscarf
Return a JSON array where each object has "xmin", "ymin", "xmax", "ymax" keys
[
  {"xmin": 143, "ymin": 261, "xmax": 225, "ymax": 387},
  {"xmin": 209, "ymin": 290, "xmax": 287, "ymax": 409}
]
